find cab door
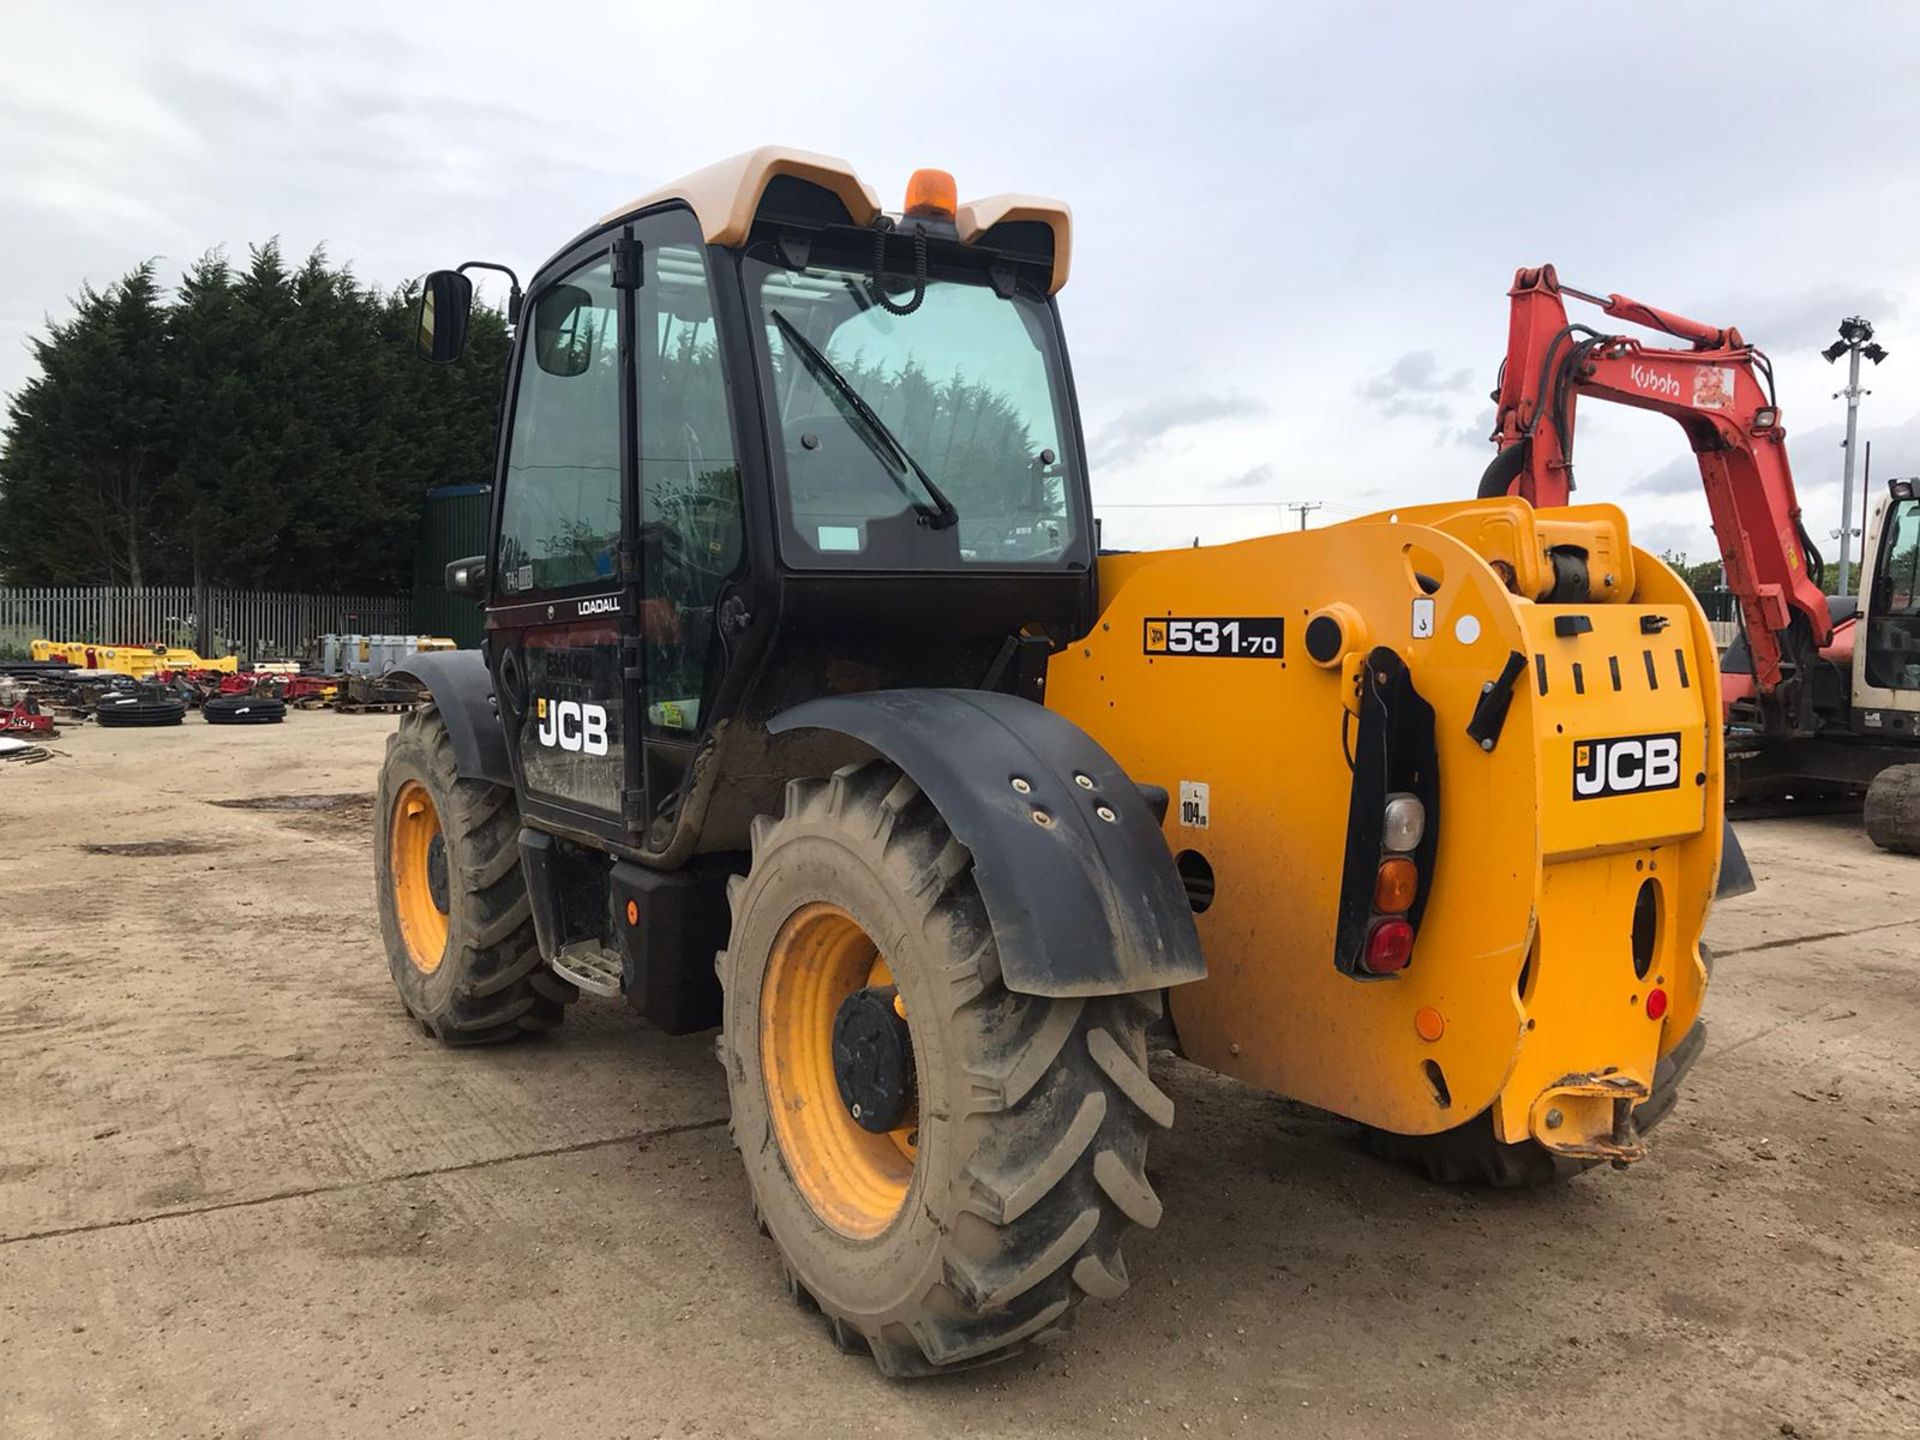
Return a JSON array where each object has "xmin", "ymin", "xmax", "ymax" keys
[
  {"xmin": 485, "ymin": 240, "xmax": 638, "ymax": 839},
  {"xmin": 629, "ymin": 208, "xmax": 749, "ymax": 820},
  {"xmin": 1855, "ymin": 490, "xmax": 1920, "ymax": 718}
]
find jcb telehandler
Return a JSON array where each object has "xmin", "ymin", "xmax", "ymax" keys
[{"xmin": 379, "ymin": 147, "xmax": 1742, "ymax": 1376}]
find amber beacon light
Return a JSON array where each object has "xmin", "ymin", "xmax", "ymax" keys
[{"xmin": 903, "ymin": 168, "xmax": 957, "ymax": 220}]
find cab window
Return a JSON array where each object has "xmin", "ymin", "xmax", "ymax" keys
[
  {"xmin": 744, "ymin": 239, "xmax": 1081, "ymax": 571},
  {"xmin": 636, "ymin": 210, "xmax": 746, "ymax": 734},
  {"xmin": 1865, "ymin": 496, "xmax": 1920, "ymax": 691},
  {"xmin": 495, "ymin": 260, "xmax": 623, "ymax": 595}
]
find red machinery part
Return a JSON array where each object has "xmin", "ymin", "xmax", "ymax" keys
[
  {"xmin": 1482, "ymin": 263, "xmax": 1831, "ymax": 711},
  {"xmin": 3, "ymin": 700, "xmax": 55, "ymax": 735}
]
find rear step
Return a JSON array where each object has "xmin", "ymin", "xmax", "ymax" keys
[{"xmin": 548, "ymin": 942, "xmax": 623, "ymax": 998}]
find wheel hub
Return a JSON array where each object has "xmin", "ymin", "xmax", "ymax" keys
[
  {"xmin": 759, "ymin": 904, "xmax": 918, "ymax": 1239},
  {"xmin": 426, "ymin": 833, "xmax": 451, "ymax": 915},
  {"xmin": 831, "ymin": 986, "xmax": 915, "ymax": 1133},
  {"xmin": 389, "ymin": 780, "xmax": 450, "ymax": 975}
]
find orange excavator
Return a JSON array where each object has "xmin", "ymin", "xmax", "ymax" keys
[{"xmin": 1477, "ymin": 265, "xmax": 1920, "ymax": 850}]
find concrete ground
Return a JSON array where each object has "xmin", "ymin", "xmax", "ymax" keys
[{"xmin": 1, "ymin": 714, "xmax": 1915, "ymax": 1439}]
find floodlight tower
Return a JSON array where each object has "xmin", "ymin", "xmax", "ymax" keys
[{"xmin": 1823, "ymin": 316, "xmax": 1888, "ymax": 593}]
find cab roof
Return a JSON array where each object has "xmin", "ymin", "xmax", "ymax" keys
[{"xmin": 599, "ymin": 145, "xmax": 1073, "ymax": 294}]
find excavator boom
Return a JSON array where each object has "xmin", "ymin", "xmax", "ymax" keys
[{"xmin": 1482, "ymin": 264, "xmax": 1832, "ymax": 725}]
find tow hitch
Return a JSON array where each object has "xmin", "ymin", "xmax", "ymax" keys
[{"xmin": 1529, "ymin": 1070, "xmax": 1652, "ymax": 1168}]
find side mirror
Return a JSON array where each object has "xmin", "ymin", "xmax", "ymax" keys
[
  {"xmin": 417, "ymin": 270, "xmax": 475, "ymax": 364},
  {"xmin": 445, "ymin": 555, "xmax": 488, "ymax": 599},
  {"xmin": 532, "ymin": 283, "xmax": 598, "ymax": 377}
]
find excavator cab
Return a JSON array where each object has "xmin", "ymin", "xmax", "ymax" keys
[{"xmin": 1860, "ymin": 482, "xmax": 1920, "ymax": 699}]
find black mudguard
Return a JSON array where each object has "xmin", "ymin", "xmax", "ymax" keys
[
  {"xmin": 388, "ymin": 650, "xmax": 512, "ymax": 788},
  {"xmin": 1716, "ymin": 817, "xmax": 1756, "ymax": 898},
  {"xmin": 770, "ymin": 689, "xmax": 1206, "ymax": 999}
]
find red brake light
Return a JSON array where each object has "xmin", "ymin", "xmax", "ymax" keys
[
  {"xmin": 1363, "ymin": 918, "xmax": 1414, "ymax": 974},
  {"xmin": 1646, "ymin": 987, "xmax": 1668, "ymax": 1020}
]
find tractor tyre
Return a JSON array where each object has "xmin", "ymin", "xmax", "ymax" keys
[
  {"xmin": 1864, "ymin": 764, "xmax": 1920, "ymax": 855},
  {"xmin": 375, "ymin": 702, "xmax": 574, "ymax": 1044},
  {"xmin": 94, "ymin": 696, "xmax": 187, "ymax": 728},
  {"xmin": 1363, "ymin": 1016, "xmax": 1708, "ymax": 1188},
  {"xmin": 204, "ymin": 694, "xmax": 286, "ymax": 725},
  {"xmin": 718, "ymin": 760, "xmax": 1171, "ymax": 1377}
]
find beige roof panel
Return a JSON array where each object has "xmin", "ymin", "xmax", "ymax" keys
[
  {"xmin": 957, "ymin": 194, "xmax": 1072, "ymax": 294},
  {"xmin": 599, "ymin": 145, "xmax": 882, "ymax": 246},
  {"xmin": 600, "ymin": 149, "xmax": 1072, "ymax": 293}
]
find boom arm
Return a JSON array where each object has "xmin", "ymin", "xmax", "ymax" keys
[{"xmin": 1481, "ymin": 264, "xmax": 1831, "ymax": 717}]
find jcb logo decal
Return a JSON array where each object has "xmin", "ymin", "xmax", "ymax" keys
[
  {"xmin": 535, "ymin": 697, "xmax": 610, "ymax": 756},
  {"xmin": 1573, "ymin": 732, "xmax": 1681, "ymax": 799}
]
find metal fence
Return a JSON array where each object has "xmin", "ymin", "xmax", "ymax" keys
[
  {"xmin": 1693, "ymin": 588, "xmax": 1739, "ymax": 623},
  {"xmin": 0, "ymin": 587, "xmax": 414, "ymax": 661}
]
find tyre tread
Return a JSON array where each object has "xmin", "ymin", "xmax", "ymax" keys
[
  {"xmin": 723, "ymin": 758, "xmax": 1165, "ymax": 1376},
  {"xmin": 377, "ymin": 703, "xmax": 575, "ymax": 1044}
]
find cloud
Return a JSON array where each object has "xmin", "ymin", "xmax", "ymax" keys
[
  {"xmin": 1446, "ymin": 404, "xmax": 1497, "ymax": 450},
  {"xmin": 1627, "ymin": 452, "xmax": 1705, "ymax": 496},
  {"xmin": 1630, "ymin": 518, "xmax": 1717, "ymax": 565},
  {"xmin": 1629, "ymin": 408, "xmax": 1920, "ymax": 496},
  {"xmin": 1087, "ymin": 393, "xmax": 1268, "ymax": 468},
  {"xmin": 1705, "ymin": 285, "xmax": 1905, "ymax": 353},
  {"xmin": 1357, "ymin": 350, "xmax": 1474, "ymax": 421},
  {"xmin": 1217, "ymin": 463, "xmax": 1273, "ymax": 490}
]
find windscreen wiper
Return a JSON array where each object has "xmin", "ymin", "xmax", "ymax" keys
[{"xmin": 770, "ymin": 309, "xmax": 959, "ymax": 530}]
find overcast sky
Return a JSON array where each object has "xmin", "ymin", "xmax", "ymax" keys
[{"xmin": 6, "ymin": 1, "xmax": 1919, "ymax": 566}]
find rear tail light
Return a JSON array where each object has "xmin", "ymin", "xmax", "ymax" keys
[
  {"xmin": 1373, "ymin": 856, "xmax": 1418, "ymax": 913},
  {"xmin": 1364, "ymin": 919, "xmax": 1414, "ymax": 974},
  {"xmin": 1382, "ymin": 793, "xmax": 1425, "ymax": 852},
  {"xmin": 1353, "ymin": 788, "xmax": 1429, "ymax": 976},
  {"xmin": 1332, "ymin": 648, "xmax": 1436, "ymax": 980},
  {"xmin": 1645, "ymin": 987, "xmax": 1668, "ymax": 1020}
]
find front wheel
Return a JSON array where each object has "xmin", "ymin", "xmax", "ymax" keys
[
  {"xmin": 719, "ymin": 760, "xmax": 1171, "ymax": 1377},
  {"xmin": 375, "ymin": 703, "xmax": 575, "ymax": 1043},
  {"xmin": 1865, "ymin": 764, "xmax": 1920, "ymax": 855}
]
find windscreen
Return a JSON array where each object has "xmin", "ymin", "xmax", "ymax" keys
[
  {"xmin": 743, "ymin": 240, "xmax": 1082, "ymax": 570},
  {"xmin": 1865, "ymin": 496, "xmax": 1920, "ymax": 691}
]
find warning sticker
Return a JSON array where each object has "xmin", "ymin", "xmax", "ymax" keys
[
  {"xmin": 1692, "ymin": 366, "xmax": 1736, "ymax": 410},
  {"xmin": 1178, "ymin": 780, "xmax": 1210, "ymax": 829}
]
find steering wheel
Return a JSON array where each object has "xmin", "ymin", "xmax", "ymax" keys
[{"xmin": 661, "ymin": 489, "xmax": 742, "ymax": 580}]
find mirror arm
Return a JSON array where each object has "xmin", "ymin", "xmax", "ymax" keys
[{"xmin": 458, "ymin": 261, "xmax": 524, "ymax": 327}]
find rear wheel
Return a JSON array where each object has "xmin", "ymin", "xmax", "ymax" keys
[
  {"xmin": 375, "ymin": 703, "xmax": 574, "ymax": 1043},
  {"xmin": 1864, "ymin": 764, "xmax": 1920, "ymax": 855},
  {"xmin": 719, "ymin": 760, "xmax": 1171, "ymax": 1376}
]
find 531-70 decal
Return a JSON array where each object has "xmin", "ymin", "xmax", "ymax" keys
[{"xmin": 1143, "ymin": 617, "xmax": 1285, "ymax": 658}]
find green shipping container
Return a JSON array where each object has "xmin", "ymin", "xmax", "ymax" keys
[{"xmin": 413, "ymin": 484, "xmax": 491, "ymax": 648}]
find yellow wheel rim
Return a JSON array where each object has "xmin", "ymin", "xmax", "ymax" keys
[
  {"xmin": 760, "ymin": 903, "xmax": 918, "ymax": 1240},
  {"xmin": 390, "ymin": 780, "xmax": 450, "ymax": 975}
]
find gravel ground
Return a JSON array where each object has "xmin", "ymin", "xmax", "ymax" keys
[{"xmin": 2, "ymin": 713, "xmax": 1916, "ymax": 1439}]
